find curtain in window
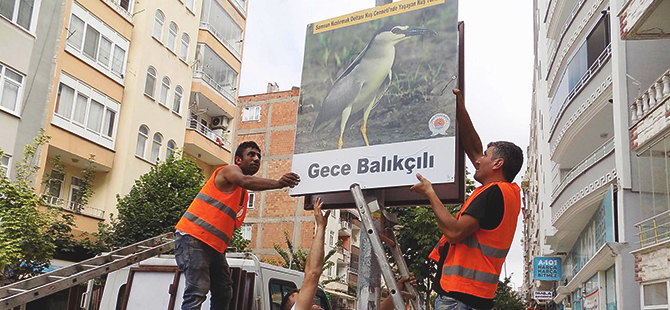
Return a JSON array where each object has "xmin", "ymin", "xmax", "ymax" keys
[
  {"xmin": 145, "ymin": 67, "xmax": 156, "ymax": 97},
  {"xmin": 136, "ymin": 126, "xmax": 149, "ymax": 157},
  {"xmin": 151, "ymin": 133, "xmax": 162, "ymax": 163},
  {"xmin": 87, "ymin": 100, "xmax": 104, "ymax": 132},
  {"xmin": 68, "ymin": 15, "xmax": 85, "ymax": 50},
  {"xmin": 152, "ymin": 10, "xmax": 164, "ymax": 40},
  {"xmin": 83, "ymin": 25, "xmax": 100, "ymax": 59},
  {"xmin": 73, "ymin": 94, "xmax": 88, "ymax": 124},
  {"xmin": 112, "ymin": 47, "xmax": 125, "ymax": 77}
]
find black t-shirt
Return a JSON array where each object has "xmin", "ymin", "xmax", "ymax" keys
[{"xmin": 431, "ymin": 185, "xmax": 504, "ymax": 310}]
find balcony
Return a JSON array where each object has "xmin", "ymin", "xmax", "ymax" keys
[
  {"xmin": 619, "ymin": 0, "xmax": 670, "ymax": 40},
  {"xmin": 552, "ymin": 138, "xmax": 615, "ymax": 200},
  {"xmin": 193, "ymin": 70, "xmax": 237, "ymax": 105},
  {"xmin": 184, "ymin": 118, "xmax": 232, "ymax": 166},
  {"xmin": 636, "ymin": 210, "xmax": 670, "ymax": 248},
  {"xmin": 630, "ymin": 68, "xmax": 670, "ymax": 149},
  {"xmin": 199, "ymin": 22, "xmax": 242, "ymax": 60},
  {"xmin": 339, "ymin": 220, "xmax": 352, "ymax": 236},
  {"xmin": 229, "ymin": 0, "xmax": 247, "ymax": 16},
  {"xmin": 337, "ymin": 246, "xmax": 350, "ymax": 265},
  {"xmin": 43, "ymin": 195, "xmax": 105, "ymax": 220}
]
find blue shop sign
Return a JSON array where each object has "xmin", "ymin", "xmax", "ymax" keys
[{"xmin": 533, "ymin": 257, "xmax": 562, "ymax": 281}]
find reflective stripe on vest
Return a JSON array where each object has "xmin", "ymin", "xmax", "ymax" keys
[
  {"xmin": 182, "ymin": 211, "xmax": 231, "ymax": 245},
  {"xmin": 442, "ymin": 265, "xmax": 499, "ymax": 284},
  {"xmin": 459, "ymin": 236, "xmax": 510, "ymax": 259},
  {"xmin": 195, "ymin": 192, "xmax": 238, "ymax": 221}
]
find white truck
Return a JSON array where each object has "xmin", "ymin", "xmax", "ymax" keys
[{"xmin": 97, "ymin": 253, "xmax": 332, "ymax": 310}]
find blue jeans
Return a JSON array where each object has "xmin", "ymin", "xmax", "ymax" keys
[
  {"xmin": 175, "ymin": 234, "xmax": 233, "ymax": 310},
  {"xmin": 435, "ymin": 295, "xmax": 483, "ymax": 310}
]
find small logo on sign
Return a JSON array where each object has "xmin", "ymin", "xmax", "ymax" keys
[{"xmin": 429, "ymin": 113, "xmax": 450, "ymax": 136}]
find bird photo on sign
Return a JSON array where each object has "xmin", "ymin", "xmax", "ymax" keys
[{"xmin": 294, "ymin": 0, "xmax": 458, "ymax": 154}]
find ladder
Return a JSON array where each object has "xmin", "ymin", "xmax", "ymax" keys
[
  {"xmin": 350, "ymin": 185, "xmax": 426, "ymax": 310},
  {"xmin": 0, "ymin": 233, "xmax": 175, "ymax": 310}
]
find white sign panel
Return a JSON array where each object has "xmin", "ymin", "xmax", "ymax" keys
[{"xmin": 533, "ymin": 291, "xmax": 553, "ymax": 300}]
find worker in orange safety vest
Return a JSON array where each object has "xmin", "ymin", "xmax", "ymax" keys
[
  {"xmin": 175, "ymin": 141, "xmax": 301, "ymax": 310},
  {"xmin": 410, "ymin": 89, "xmax": 524, "ymax": 310}
]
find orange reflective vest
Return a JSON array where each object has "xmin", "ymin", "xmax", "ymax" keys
[
  {"xmin": 175, "ymin": 166, "xmax": 249, "ymax": 253},
  {"xmin": 429, "ymin": 182, "xmax": 520, "ymax": 299}
]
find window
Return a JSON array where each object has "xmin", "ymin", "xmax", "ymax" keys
[
  {"xmin": 83, "ymin": 25, "xmax": 100, "ymax": 59},
  {"xmin": 115, "ymin": 0, "xmax": 132, "ymax": 13},
  {"xmin": 269, "ymin": 280, "xmax": 298, "ymax": 310},
  {"xmin": 329, "ymin": 231, "xmax": 335, "ymax": 247},
  {"xmin": 200, "ymin": 0, "xmax": 244, "ymax": 55},
  {"xmin": 247, "ymin": 191, "xmax": 255, "ymax": 209},
  {"xmin": 0, "ymin": 0, "xmax": 35, "ymax": 31},
  {"xmin": 185, "ymin": 0, "xmax": 194, "ymax": 12},
  {"xmin": 53, "ymin": 73, "xmax": 119, "ymax": 148},
  {"xmin": 242, "ymin": 106, "xmax": 261, "ymax": 122},
  {"xmin": 69, "ymin": 176, "xmax": 82, "ymax": 204},
  {"xmin": 152, "ymin": 10, "xmax": 164, "ymax": 41},
  {"xmin": 46, "ymin": 170, "xmax": 65, "ymax": 198},
  {"xmin": 136, "ymin": 125, "xmax": 149, "ymax": 158},
  {"xmin": 65, "ymin": 4, "xmax": 129, "ymax": 81},
  {"xmin": 241, "ymin": 224, "xmax": 252, "ymax": 240},
  {"xmin": 151, "ymin": 133, "xmax": 163, "ymax": 163},
  {"xmin": 167, "ymin": 22, "xmax": 178, "ymax": 52},
  {"xmin": 0, "ymin": 64, "xmax": 24, "ymax": 114},
  {"xmin": 159, "ymin": 76, "xmax": 170, "ymax": 106},
  {"xmin": 643, "ymin": 281, "xmax": 669, "ymax": 310},
  {"xmin": 173, "ymin": 86, "xmax": 183, "ymax": 113},
  {"xmin": 67, "ymin": 15, "xmax": 85, "ymax": 50},
  {"xmin": 166, "ymin": 140, "xmax": 176, "ymax": 158},
  {"xmin": 180, "ymin": 33, "xmax": 189, "ymax": 62},
  {"xmin": 194, "ymin": 44, "xmax": 239, "ymax": 100},
  {"xmin": 1, "ymin": 154, "xmax": 10, "ymax": 178},
  {"xmin": 145, "ymin": 67, "xmax": 157, "ymax": 97}
]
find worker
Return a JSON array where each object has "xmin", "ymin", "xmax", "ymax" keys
[
  {"xmin": 410, "ymin": 89, "xmax": 523, "ymax": 310},
  {"xmin": 174, "ymin": 141, "xmax": 301, "ymax": 310}
]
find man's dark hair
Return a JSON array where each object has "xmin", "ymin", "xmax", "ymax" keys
[
  {"xmin": 234, "ymin": 141, "xmax": 261, "ymax": 159},
  {"xmin": 280, "ymin": 289, "xmax": 300, "ymax": 310},
  {"xmin": 487, "ymin": 141, "xmax": 523, "ymax": 182}
]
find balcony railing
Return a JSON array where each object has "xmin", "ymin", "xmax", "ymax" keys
[
  {"xmin": 630, "ymin": 68, "xmax": 670, "ymax": 124},
  {"xmin": 43, "ymin": 195, "xmax": 105, "ymax": 219},
  {"xmin": 187, "ymin": 118, "xmax": 232, "ymax": 151},
  {"xmin": 552, "ymin": 137, "xmax": 615, "ymax": 201},
  {"xmin": 337, "ymin": 246, "xmax": 350, "ymax": 262},
  {"xmin": 348, "ymin": 266, "xmax": 358, "ymax": 275},
  {"xmin": 340, "ymin": 220, "xmax": 350, "ymax": 229},
  {"xmin": 199, "ymin": 22, "xmax": 242, "ymax": 60},
  {"xmin": 192, "ymin": 70, "xmax": 237, "ymax": 105},
  {"xmin": 229, "ymin": 0, "xmax": 246, "ymax": 16},
  {"xmin": 636, "ymin": 209, "xmax": 670, "ymax": 248}
]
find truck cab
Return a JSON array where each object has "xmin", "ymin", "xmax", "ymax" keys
[{"xmin": 97, "ymin": 253, "xmax": 332, "ymax": 310}]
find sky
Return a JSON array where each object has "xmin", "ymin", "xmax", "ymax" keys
[{"xmin": 238, "ymin": 0, "xmax": 534, "ymax": 290}]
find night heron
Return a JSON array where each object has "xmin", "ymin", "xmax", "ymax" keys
[{"xmin": 312, "ymin": 25, "xmax": 436, "ymax": 149}]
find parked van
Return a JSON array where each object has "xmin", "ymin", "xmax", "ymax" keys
[{"xmin": 98, "ymin": 253, "xmax": 332, "ymax": 310}]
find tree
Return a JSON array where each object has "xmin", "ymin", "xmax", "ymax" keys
[
  {"xmin": 272, "ymin": 230, "xmax": 342, "ymax": 285},
  {"xmin": 103, "ymin": 151, "xmax": 204, "ymax": 248},
  {"xmin": 493, "ymin": 276, "xmax": 525, "ymax": 310},
  {"xmin": 0, "ymin": 131, "xmax": 78, "ymax": 284}
]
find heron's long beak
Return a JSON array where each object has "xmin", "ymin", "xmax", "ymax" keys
[{"xmin": 403, "ymin": 27, "xmax": 437, "ymax": 36}]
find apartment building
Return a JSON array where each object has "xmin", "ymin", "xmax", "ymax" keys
[
  {"xmin": 524, "ymin": 0, "xmax": 670, "ymax": 308},
  {"xmin": 619, "ymin": 0, "xmax": 670, "ymax": 308},
  {"xmin": 236, "ymin": 85, "xmax": 360, "ymax": 307},
  {"xmin": 1, "ymin": 0, "xmax": 250, "ymax": 239}
]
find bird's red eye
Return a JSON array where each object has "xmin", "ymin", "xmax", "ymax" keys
[{"xmin": 392, "ymin": 28, "xmax": 401, "ymax": 34}]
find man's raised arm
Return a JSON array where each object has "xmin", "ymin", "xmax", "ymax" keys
[
  {"xmin": 294, "ymin": 197, "xmax": 329, "ymax": 310},
  {"xmin": 454, "ymin": 88, "xmax": 484, "ymax": 166},
  {"xmin": 218, "ymin": 165, "xmax": 300, "ymax": 191}
]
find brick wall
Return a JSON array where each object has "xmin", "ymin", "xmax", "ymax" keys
[{"xmin": 633, "ymin": 243, "xmax": 670, "ymax": 282}]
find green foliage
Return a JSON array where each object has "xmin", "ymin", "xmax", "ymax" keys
[
  {"xmin": 272, "ymin": 230, "xmax": 342, "ymax": 286},
  {"xmin": 494, "ymin": 276, "xmax": 525, "ymax": 310},
  {"xmin": 0, "ymin": 132, "xmax": 78, "ymax": 284},
  {"xmin": 73, "ymin": 159, "xmax": 97, "ymax": 206},
  {"xmin": 228, "ymin": 228, "xmax": 251, "ymax": 253},
  {"xmin": 101, "ymin": 151, "xmax": 204, "ymax": 248}
]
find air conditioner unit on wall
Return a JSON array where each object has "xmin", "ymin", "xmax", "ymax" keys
[{"xmin": 211, "ymin": 116, "xmax": 229, "ymax": 130}]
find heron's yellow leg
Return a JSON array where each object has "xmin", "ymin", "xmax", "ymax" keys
[
  {"xmin": 360, "ymin": 102, "xmax": 375, "ymax": 146},
  {"xmin": 339, "ymin": 105, "xmax": 353, "ymax": 149}
]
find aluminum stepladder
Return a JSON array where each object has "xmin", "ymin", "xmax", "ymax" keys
[
  {"xmin": 0, "ymin": 233, "xmax": 175, "ymax": 310},
  {"xmin": 350, "ymin": 184, "xmax": 426, "ymax": 310}
]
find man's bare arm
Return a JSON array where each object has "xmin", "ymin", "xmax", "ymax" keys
[
  {"xmin": 454, "ymin": 88, "xmax": 484, "ymax": 166},
  {"xmin": 294, "ymin": 198, "xmax": 329, "ymax": 310},
  {"xmin": 217, "ymin": 165, "xmax": 300, "ymax": 191},
  {"xmin": 411, "ymin": 174, "xmax": 480, "ymax": 243}
]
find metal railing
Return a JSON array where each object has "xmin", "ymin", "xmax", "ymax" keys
[
  {"xmin": 192, "ymin": 70, "xmax": 237, "ymax": 105},
  {"xmin": 348, "ymin": 266, "xmax": 358, "ymax": 275},
  {"xmin": 187, "ymin": 118, "xmax": 232, "ymax": 151},
  {"xmin": 228, "ymin": 0, "xmax": 246, "ymax": 15},
  {"xmin": 630, "ymin": 68, "xmax": 670, "ymax": 124},
  {"xmin": 550, "ymin": 44, "xmax": 612, "ymax": 136},
  {"xmin": 552, "ymin": 137, "xmax": 615, "ymax": 201},
  {"xmin": 337, "ymin": 246, "xmax": 350, "ymax": 262},
  {"xmin": 43, "ymin": 195, "xmax": 105, "ymax": 219},
  {"xmin": 199, "ymin": 21, "xmax": 242, "ymax": 60},
  {"xmin": 636, "ymin": 209, "xmax": 670, "ymax": 248},
  {"xmin": 340, "ymin": 220, "xmax": 350, "ymax": 229}
]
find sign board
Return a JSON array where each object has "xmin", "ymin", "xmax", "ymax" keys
[
  {"xmin": 533, "ymin": 257, "xmax": 562, "ymax": 281},
  {"xmin": 290, "ymin": 0, "xmax": 463, "ymax": 207},
  {"xmin": 533, "ymin": 291, "xmax": 553, "ymax": 300},
  {"xmin": 584, "ymin": 289, "xmax": 599, "ymax": 310}
]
